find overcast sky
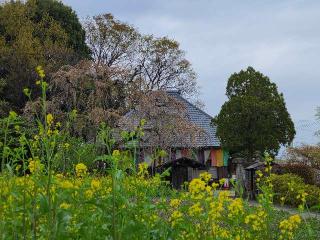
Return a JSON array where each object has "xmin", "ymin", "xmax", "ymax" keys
[{"xmin": 63, "ymin": 0, "xmax": 320, "ymax": 144}]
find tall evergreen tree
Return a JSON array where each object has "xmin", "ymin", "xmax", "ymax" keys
[{"xmin": 213, "ymin": 67, "xmax": 295, "ymax": 158}]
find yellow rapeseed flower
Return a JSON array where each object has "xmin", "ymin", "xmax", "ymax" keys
[
  {"xmin": 189, "ymin": 178, "xmax": 206, "ymax": 199},
  {"xmin": 219, "ymin": 178, "xmax": 226, "ymax": 185},
  {"xmin": 56, "ymin": 173, "xmax": 64, "ymax": 179},
  {"xmin": 28, "ymin": 158, "xmax": 44, "ymax": 174},
  {"xmin": 169, "ymin": 199, "xmax": 181, "ymax": 208},
  {"xmin": 170, "ymin": 210, "xmax": 183, "ymax": 227},
  {"xmin": 112, "ymin": 149, "xmax": 120, "ymax": 157},
  {"xmin": 60, "ymin": 180, "xmax": 74, "ymax": 189},
  {"xmin": 227, "ymin": 198, "xmax": 244, "ymax": 217},
  {"xmin": 200, "ymin": 172, "xmax": 212, "ymax": 183},
  {"xmin": 212, "ymin": 182, "xmax": 219, "ymax": 189},
  {"xmin": 23, "ymin": 88, "xmax": 30, "ymax": 97},
  {"xmin": 46, "ymin": 114, "xmax": 54, "ymax": 126},
  {"xmin": 91, "ymin": 179, "xmax": 102, "ymax": 190},
  {"xmin": 36, "ymin": 66, "xmax": 45, "ymax": 78},
  {"xmin": 188, "ymin": 202, "xmax": 203, "ymax": 216},
  {"xmin": 256, "ymin": 170, "xmax": 263, "ymax": 178},
  {"xmin": 85, "ymin": 189, "xmax": 94, "ymax": 199},
  {"xmin": 279, "ymin": 214, "xmax": 301, "ymax": 240},
  {"xmin": 9, "ymin": 111, "xmax": 17, "ymax": 119},
  {"xmin": 75, "ymin": 163, "xmax": 87, "ymax": 177},
  {"xmin": 15, "ymin": 165, "xmax": 22, "ymax": 171},
  {"xmin": 244, "ymin": 209, "xmax": 267, "ymax": 231},
  {"xmin": 138, "ymin": 162, "xmax": 149, "ymax": 178},
  {"xmin": 209, "ymin": 201, "xmax": 224, "ymax": 220},
  {"xmin": 212, "ymin": 224, "xmax": 231, "ymax": 239},
  {"xmin": 60, "ymin": 202, "xmax": 71, "ymax": 209}
]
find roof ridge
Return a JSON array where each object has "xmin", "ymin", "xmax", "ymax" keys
[{"xmin": 167, "ymin": 92, "xmax": 215, "ymax": 120}]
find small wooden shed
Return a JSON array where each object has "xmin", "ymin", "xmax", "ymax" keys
[
  {"xmin": 156, "ymin": 157, "xmax": 206, "ymax": 189},
  {"xmin": 245, "ymin": 161, "xmax": 278, "ymax": 199}
]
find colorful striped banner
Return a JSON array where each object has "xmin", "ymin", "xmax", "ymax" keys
[
  {"xmin": 210, "ymin": 149, "xmax": 229, "ymax": 167},
  {"xmin": 223, "ymin": 150, "xmax": 229, "ymax": 166}
]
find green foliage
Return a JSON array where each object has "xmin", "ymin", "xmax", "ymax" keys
[
  {"xmin": 51, "ymin": 136, "xmax": 97, "ymax": 173},
  {"xmin": 0, "ymin": 112, "xmax": 22, "ymax": 171},
  {"xmin": 33, "ymin": 0, "xmax": 90, "ymax": 58},
  {"xmin": 269, "ymin": 173, "xmax": 320, "ymax": 208},
  {"xmin": 0, "ymin": 0, "xmax": 80, "ymax": 114},
  {"xmin": 0, "ymin": 78, "xmax": 10, "ymax": 117},
  {"xmin": 213, "ymin": 67, "xmax": 295, "ymax": 158}
]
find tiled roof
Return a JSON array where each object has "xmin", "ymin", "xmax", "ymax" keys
[{"xmin": 166, "ymin": 90, "xmax": 221, "ymax": 147}]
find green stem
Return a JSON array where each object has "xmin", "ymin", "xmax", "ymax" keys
[
  {"xmin": 112, "ymin": 170, "xmax": 117, "ymax": 240},
  {"xmin": 40, "ymin": 78, "xmax": 53, "ymax": 239},
  {"xmin": 1, "ymin": 117, "xmax": 10, "ymax": 172},
  {"xmin": 32, "ymin": 183, "xmax": 37, "ymax": 240},
  {"xmin": 23, "ymin": 156, "xmax": 27, "ymax": 240}
]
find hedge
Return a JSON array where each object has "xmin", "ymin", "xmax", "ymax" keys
[{"xmin": 269, "ymin": 173, "xmax": 320, "ymax": 209}]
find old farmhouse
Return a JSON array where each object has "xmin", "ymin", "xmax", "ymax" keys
[{"xmin": 120, "ymin": 90, "xmax": 233, "ymax": 188}]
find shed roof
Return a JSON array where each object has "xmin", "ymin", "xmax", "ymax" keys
[{"xmin": 245, "ymin": 161, "xmax": 278, "ymax": 170}]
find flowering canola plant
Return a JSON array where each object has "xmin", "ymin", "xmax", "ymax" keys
[
  {"xmin": 9, "ymin": 149, "xmax": 320, "ymax": 240},
  {"xmin": 1, "ymin": 158, "xmax": 316, "ymax": 240}
]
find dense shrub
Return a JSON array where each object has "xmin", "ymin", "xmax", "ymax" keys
[
  {"xmin": 270, "ymin": 173, "xmax": 320, "ymax": 208},
  {"xmin": 275, "ymin": 163, "xmax": 318, "ymax": 186}
]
